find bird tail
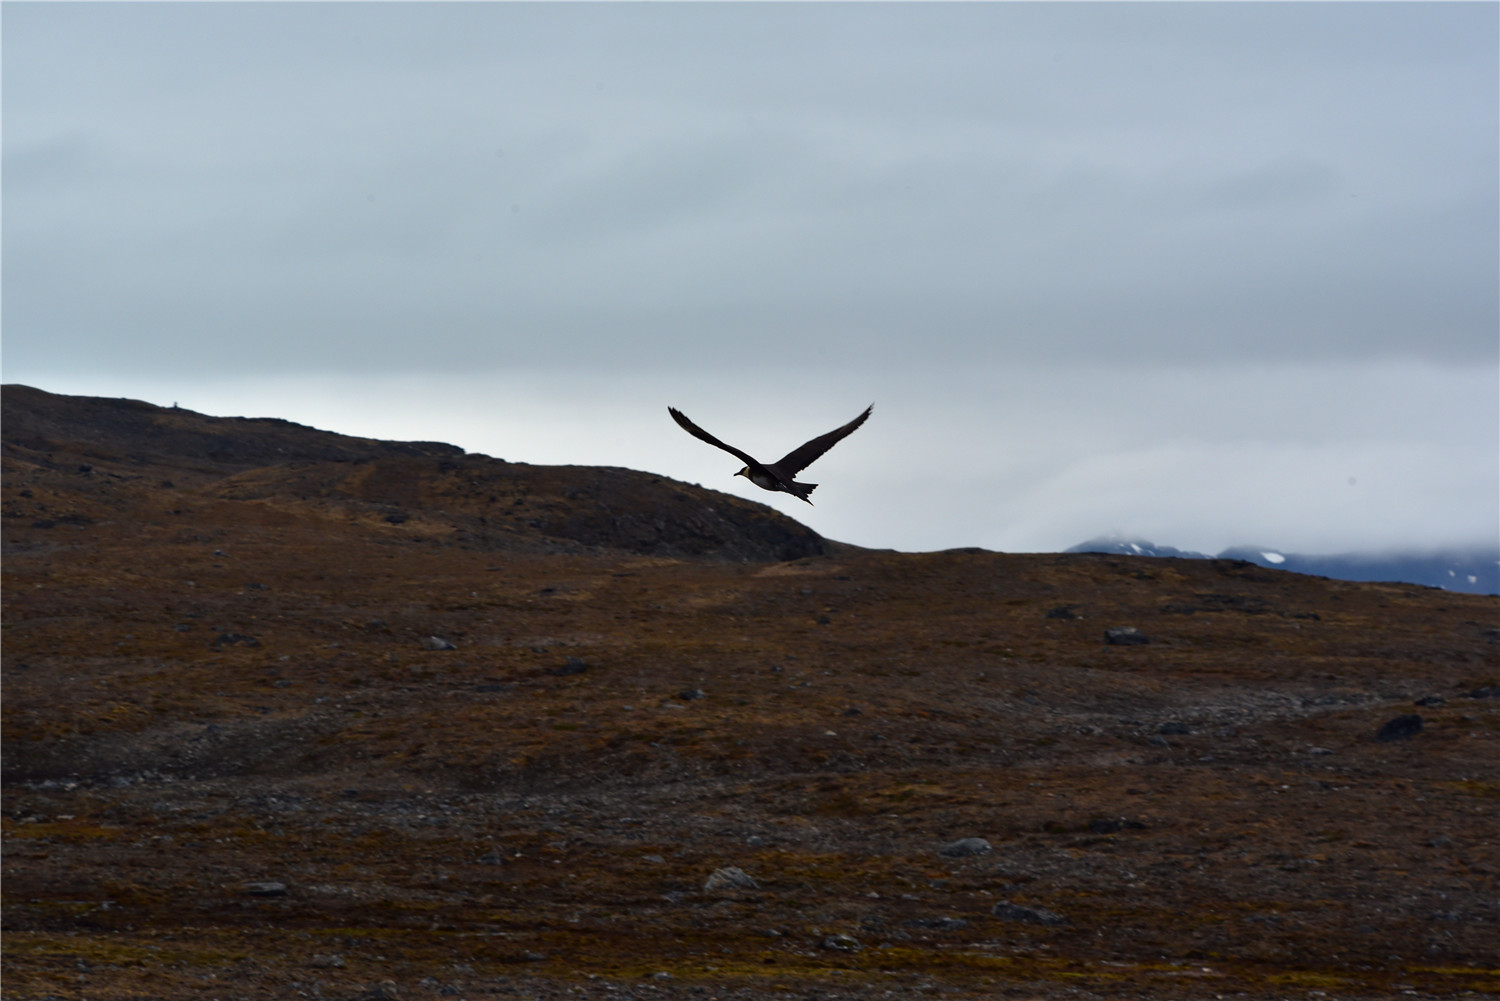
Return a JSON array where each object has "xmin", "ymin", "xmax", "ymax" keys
[{"xmin": 790, "ymin": 481, "xmax": 817, "ymax": 504}]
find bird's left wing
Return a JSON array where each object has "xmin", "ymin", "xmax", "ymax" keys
[
  {"xmin": 668, "ymin": 407, "xmax": 760, "ymax": 468},
  {"xmin": 775, "ymin": 404, "xmax": 873, "ymax": 476}
]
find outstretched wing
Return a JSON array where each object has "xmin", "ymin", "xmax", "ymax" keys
[
  {"xmin": 668, "ymin": 407, "xmax": 760, "ymax": 467},
  {"xmin": 774, "ymin": 404, "xmax": 873, "ymax": 476}
]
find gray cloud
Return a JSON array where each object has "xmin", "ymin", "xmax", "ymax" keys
[{"xmin": 2, "ymin": 2, "xmax": 1494, "ymax": 553}]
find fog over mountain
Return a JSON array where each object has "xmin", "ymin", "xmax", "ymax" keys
[{"xmin": 1068, "ymin": 536, "xmax": 1500, "ymax": 596}]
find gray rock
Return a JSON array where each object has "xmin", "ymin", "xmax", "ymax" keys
[
  {"xmin": 992, "ymin": 900, "xmax": 1067, "ymax": 925},
  {"xmin": 1105, "ymin": 627, "xmax": 1149, "ymax": 646},
  {"xmin": 677, "ymin": 688, "xmax": 706, "ymax": 701},
  {"xmin": 1157, "ymin": 721, "xmax": 1191, "ymax": 735},
  {"xmin": 902, "ymin": 917, "xmax": 969, "ymax": 931},
  {"xmin": 1088, "ymin": 817, "xmax": 1134, "ymax": 834},
  {"xmin": 1374, "ymin": 714, "xmax": 1423, "ymax": 742},
  {"xmin": 349, "ymin": 983, "xmax": 400, "ymax": 1001},
  {"xmin": 212, "ymin": 633, "xmax": 261, "ymax": 649},
  {"xmin": 551, "ymin": 656, "xmax": 589, "ymax": 676},
  {"xmin": 821, "ymin": 933, "xmax": 862, "ymax": 952},
  {"xmin": 239, "ymin": 881, "xmax": 287, "ymax": 896},
  {"xmin": 420, "ymin": 636, "xmax": 457, "ymax": 651},
  {"xmin": 938, "ymin": 837, "xmax": 992, "ymax": 858},
  {"xmin": 703, "ymin": 866, "xmax": 759, "ymax": 891},
  {"xmin": 309, "ymin": 954, "xmax": 346, "ymax": 968}
]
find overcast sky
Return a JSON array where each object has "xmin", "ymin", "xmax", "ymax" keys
[{"xmin": 4, "ymin": 2, "xmax": 1496, "ymax": 555}]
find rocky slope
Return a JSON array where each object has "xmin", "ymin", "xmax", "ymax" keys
[{"xmin": 3, "ymin": 385, "xmax": 1497, "ymax": 1000}]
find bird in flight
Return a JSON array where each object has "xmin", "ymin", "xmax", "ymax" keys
[{"xmin": 668, "ymin": 404, "xmax": 872, "ymax": 504}]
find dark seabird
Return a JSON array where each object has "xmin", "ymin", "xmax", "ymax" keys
[{"xmin": 668, "ymin": 404, "xmax": 872, "ymax": 504}]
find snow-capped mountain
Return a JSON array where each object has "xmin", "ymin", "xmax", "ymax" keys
[{"xmin": 1066, "ymin": 536, "xmax": 1499, "ymax": 595}]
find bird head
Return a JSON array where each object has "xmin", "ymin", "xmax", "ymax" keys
[{"xmin": 734, "ymin": 466, "xmax": 749, "ymax": 479}]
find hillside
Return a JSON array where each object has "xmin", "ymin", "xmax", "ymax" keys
[{"xmin": 3, "ymin": 384, "xmax": 1498, "ymax": 1000}]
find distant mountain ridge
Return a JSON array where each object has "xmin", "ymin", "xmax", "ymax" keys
[{"xmin": 1067, "ymin": 535, "xmax": 1499, "ymax": 595}]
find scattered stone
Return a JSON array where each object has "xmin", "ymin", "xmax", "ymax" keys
[
  {"xmin": 475, "ymin": 683, "xmax": 511, "ymax": 693},
  {"xmin": 239, "ymin": 881, "xmax": 287, "ymax": 896},
  {"xmin": 1463, "ymin": 685, "xmax": 1500, "ymax": 699},
  {"xmin": 420, "ymin": 636, "xmax": 457, "ymax": 651},
  {"xmin": 350, "ymin": 983, "xmax": 400, "ymax": 1001},
  {"xmin": 902, "ymin": 917, "xmax": 969, "ymax": 931},
  {"xmin": 1308, "ymin": 746, "xmax": 1333, "ymax": 755},
  {"xmin": 938, "ymin": 837, "xmax": 992, "ymax": 858},
  {"xmin": 677, "ymin": 688, "xmax": 706, "ymax": 700},
  {"xmin": 476, "ymin": 851, "xmax": 506, "ymax": 865},
  {"xmin": 842, "ymin": 706, "xmax": 863, "ymax": 716},
  {"xmin": 820, "ymin": 933, "xmax": 862, "ymax": 952},
  {"xmin": 211, "ymin": 633, "xmax": 261, "ymax": 649},
  {"xmin": 1374, "ymin": 714, "xmax": 1423, "ymax": 742},
  {"xmin": 1045, "ymin": 606, "xmax": 1078, "ymax": 619},
  {"xmin": 992, "ymin": 900, "xmax": 1068, "ymax": 925},
  {"xmin": 309, "ymin": 954, "xmax": 346, "ymax": 968},
  {"xmin": 552, "ymin": 656, "xmax": 589, "ymax": 677},
  {"xmin": 1157, "ymin": 721, "xmax": 1191, "ymax": 735},
  {"xmin": 1414, "ymin": 695, "xmax": 1446, "ymax": 707},
  {"xmin": 703, "ymin": 866, "xmax": 759, "ymax": 891},
  {"xmin": 1105, "ymin": 627, "xmax": 1149, "ymax": 646}
]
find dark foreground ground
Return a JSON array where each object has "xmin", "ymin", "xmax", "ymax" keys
[{"xmin": 4, "ymin": 386, "xmax": 1498, "ymax": 1000}]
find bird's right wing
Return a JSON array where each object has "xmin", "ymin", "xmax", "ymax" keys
[{"xmin": 669, "ymin": 407, "xmax": 760, "ymax": 467}]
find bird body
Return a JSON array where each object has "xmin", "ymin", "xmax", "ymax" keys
[{"xmin": 668, "ymin": 404, "xmax": 872, "ymax": 504}]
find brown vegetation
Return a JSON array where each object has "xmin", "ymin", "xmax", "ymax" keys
[{"xmin": 3, "ymin": 385, "xmax": 1497, "ymax": 1000}]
